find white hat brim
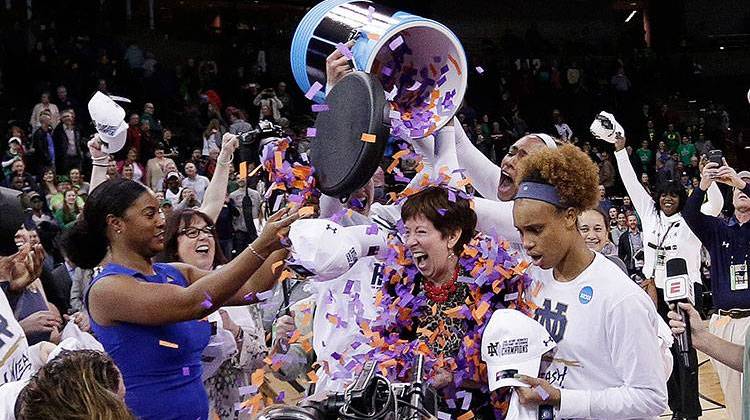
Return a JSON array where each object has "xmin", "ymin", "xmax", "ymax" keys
[{"xmin": 486, "ymin": 356, "xmax": 542, "ymax": 392}]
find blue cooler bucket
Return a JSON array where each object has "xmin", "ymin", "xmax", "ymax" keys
[{"xmin": 291, "ymin": 0, "xmax": 467, "ymax": 138}]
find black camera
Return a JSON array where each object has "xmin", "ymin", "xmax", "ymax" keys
[
  {"xmin": 237, "ymin": 120, "xmax": 284, "ymax": 146},
  {"xmin": 237, "ymin": 120, "xmax": 284, "ymax": 166}
]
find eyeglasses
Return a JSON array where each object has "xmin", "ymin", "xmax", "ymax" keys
[{"xmin": 178, "ymin": 226, "xmax": 215, "ymax": 239}]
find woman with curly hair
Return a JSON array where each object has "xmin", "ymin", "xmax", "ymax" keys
[
  {"xmin": 510, "ymin": 144, "xmax": 668, "ymax": 418},
  {"xmin": 16, "ymin": 349, "xmax": 134, "ymax": 420}
]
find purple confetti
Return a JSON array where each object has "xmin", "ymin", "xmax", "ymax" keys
[
  {"xmin": 440, "ymin": 65, "xmax": 449, "ymax": 75},
  {"xmin": 305, "ymin": 81, "xmax": 323, "ymax": 100},
  {"xmin": 182, "ymin": 367, "xmax": 190, "ymax": 376},
  {"xmin": 437, "ymin": 75, "xmax": 447, "ymax": 87},
  {"xmin": 433, "ymin": 56, "xmax": 442, "ymax": 63},
  {"xmin": 461, "ymin": 392, "xmax": 473, "ymax": 410},
  {"xmin": 312, "ymin": 104, "xmax": 329, "ymax": 112},
  {"xmin": 536, "ymin": 386, "xmax": 550, "ymax": 401},
  {"xmin": 366, "ymin": 224, "xmax": 379, "ymax": 235},
  {"xmin": 367, "ymin": 6, "xmax": 374, "ymax": 22},
  {"xmin": 201, "ymin": 292, "xmax": 213, "ymax": 309},
  {"xmin": 388, "ymin": 36, "xmax": 404, "ymax": 51},
  {"xmin": 476, "ymin": 66, "xmax": 485, "ymax": 74},
  {"xmin": 437, "ymin": 412, "xmax": 451, "ymax": 420},
  {"xmin": 406, "ymin": 81, "xmax": 421, "ymax": 91},
  {"xmin": 336, "ymin": 42, "xmax": 353, "ymax": 59},
  {"xmin": 437, "ymin": 208, "xmax": 447, "ymax": 216},
  {"xmin": 275, "ymin": 391, "xmax": 286, "ymax": 403},
  {"xmin": 306, "ymin": 127, "xmax": 316, "ymax": 137},
  {"xmin": 344, "ymin": 280, "xmax": 355, "ymax": 294},
  {"xmin": 382, "ymin": 66, "xmax": 393, "ymax": 76},
  {"xmin": 448, "ymin": 190, "xmax": 456, "ymax": 202}
]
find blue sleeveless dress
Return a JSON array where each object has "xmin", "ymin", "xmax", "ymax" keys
[{"xmin": 86, "ymin": 263, "xmax": 211, "ymax": 420}]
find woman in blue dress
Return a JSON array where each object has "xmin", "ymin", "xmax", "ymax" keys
[{"xmin": 61, "ymin": 178, "xmax": 297, "ymax": 420}]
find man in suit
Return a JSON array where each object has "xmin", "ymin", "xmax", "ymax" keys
[
  {"xmin": 618, "ymin": 214, "xmax": 645, "ymax": 279},
  {"xmin": 49, "ymin": 254, "xmax": 92, "ymax": 317}
]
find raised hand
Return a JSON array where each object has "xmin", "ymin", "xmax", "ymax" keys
[{"xmin": 590, "ymin": 111, "xmax": 625, "ymax": 149}]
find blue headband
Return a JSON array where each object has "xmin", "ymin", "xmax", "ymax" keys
[{"xmin": 514, "ymin": 181, "xmax": 565, "ymax": 208}]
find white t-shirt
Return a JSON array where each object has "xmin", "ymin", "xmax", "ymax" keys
[
  {"xmin": 528, "ymin": 253, "xmax": 668, "ymax": 419},
  {"xmin": 310, "ymin": 255, "xmax": 382, "ymax": 396},
  {"xmin": 0, "ymin": 289, "xmax": 29, "ymax": 385}
]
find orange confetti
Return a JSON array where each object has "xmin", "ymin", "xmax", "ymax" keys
[
  {"xmin": 301, "ymin": 339, "xmax": 313, "ymax": 353},
  {"xmin": 288, "ymin": 329, "xmax": 302, "ymax": 344},
  {"xmin": 274, "ymin": 151, "xmax": 283, "ymax": 169},
  {"xmin": 307, "ymin": 370, "xmax": 319, "ymax": 383},
  {"xmin": 239, "ymin": 162, "xmax": 248, "ymax": 179},
  {"xmin": 367, "ymin": 33, "xmax": 380, "ymax": 41},
  {"xmin": 473, "ymin": 300, "xmax": 490, "ymax": 323},
  {"xmin": 251, "ymin": 368, "xmax": 265, "ymax": 386},
  {"xmin": 271, "ymin": 260, "xmax": 284, "ymax": 272},
  {"xmin": 392, "ymin": 149, "xmax": 410, "ymax": 159},
  {"xmin": 158, "ymin": 340, "xmax": 179, "ymax": 349},
  {"xmin": 360, "ymin": 133, "xmax": 377, "ymax": 143},
  {"xmin": 448, "ymin": 54, "xmax": 462, "ymax": 76},
  {"xmin": 457, "ymin": 411, "xmax": 474, "ymax": 420},
  {"xmin": 431, "ymin": 89, "xmax": 441, "ymax": 100}
]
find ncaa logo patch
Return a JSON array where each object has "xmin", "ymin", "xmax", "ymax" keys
[{"xmin": 578, "ymin": 286, "xmax": 593, "ymax": 305}]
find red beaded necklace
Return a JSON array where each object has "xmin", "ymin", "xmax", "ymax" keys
[{"xmin": 423, "ymin": 267, "xmax": 459, "ymax": 303}]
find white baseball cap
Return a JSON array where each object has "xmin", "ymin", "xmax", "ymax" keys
[
  {"xmin": 482, "ymin": 309, "xmax": 557, "ymax": 391},
  {"xmin": 287, "ymin": 218, "xmax": 386, "ymax": 281},
  {"xmin": 88, "ymin": 91, "xmax": 131, "ymax": 154}
]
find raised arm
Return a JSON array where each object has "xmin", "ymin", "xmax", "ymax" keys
[
  {"xmin": 454, "ymin": 119, "xmax": 502, "ymax": 200},
  {"xmin": 88, "ymin": 135, "xmax": 110, "ymax": 192},
  {"xmin": 682, "ymin": 162, "xmax": 728, "ymax": 242},
  {"xmin": 88, "ymin": 208, "xmax": 299, "ymax": 326},
  {"xmin": 199, "ymin": 134, "xmax": 239, "ymax": 222},
  {"xmin": 701, "ymin": 181, "xmax": 724, "ymax": 217},
  {"xmin": 614, "ymin": 144, "xmax": 654, "ymax": 218}
]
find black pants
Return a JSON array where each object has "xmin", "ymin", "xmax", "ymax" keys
[{"xmin": 656, "ymin": 284, "xmax": 702, "ymax": 419}]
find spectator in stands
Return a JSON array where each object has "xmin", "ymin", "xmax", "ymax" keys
[
  {"xmin": 2, "ymin": 136, "xmax": 24, "ymax": 178},
  {"xmin": 164, "ymin": 171, "xmax": 183, "ymax": 206},
  {"xmin": 52, "ymin": 109, "xmax": 83, "ymax": 173},
  {"xmin": 54, "ymin": 85, "xmax": 79, "ymax": 116},
  {"xmin": 182, "ymin": 162, "xmax": 210, "ymax": 203},
  {"xmin": 3, "ymin": 159, "xmax": 38, "ymax": 191},
  {"xmin": 551, "ymin": 108, "xmax": 573, "ymax": 142},
  {"xmin": 31, "ymin": 114, "xmax": 58, "ymax": 176},
  {"xmin": 678, "ymin": 136, "xmax": 697, "ymax": 166},
  {"xmin": 70, "ymin": 168, "xmax": 90, "ymax": 195},
  {"xmin": 49, "ymin": 176, "xmax": 84, "ymax": 211},
  {"xmin": 598, "ymin": 184, "xmax": 614, "ymax": 212},
  {"xmin": 611, "ymin": 211, "xmax": 628, "ymax": 245},
  {"xmin": 39, "ymin": 167, "xmax": 57, "ymax": 203},
  {"xmin": 188, "ymin": 148, "xmax": 208, "ymax": 175},
  {"xmin": 227, "ymin": 107, "xmax": 252, "ymax": 135},
  {"xmin": 276, "ymin": 81, "xmax": 293, "ymax": 117},
  {"xmin": 253, "ymin": 87, "xmax": 284, "ymax": 122},
  {"xmin": 618, "ymin": 214, "xmax": 645, "ymax": 279},
  {"xmin": 663, "ymin": 123, "xmax": 681, "ymax": 151},
  {"xmin": 123, "ymin": 113, "xmax": 142, "ymax": 160},
  {"xmin": 229, "ymin": 177, "xmax": 260, "ymax": 253},
  {"xmin": 140, "ymin": 102, "xmax": 161, "ymax": 134},
  {"xmin": 26, "ymin": 191, "xmax": 55, "ymax": 228},
  {"xmin": 146, "ymin": 143, "xmax": 175, "ymax": 191},
  {"xmin": 30, "ymin": 91, "xmax": 60, "ymax": 131},
  {"xmin": 54, "ymin": 190, "xmax": 83, "ymax": 229},
  {"xmin": 202, "ymin": 119, "xmax": 222, "ymax": 157},
  {"xmin": 117, "ymin": 148, "xmax": 145, "ymax": 185},
  {"xmin": 636, "ymin": 140, "xmax": 654, "ymax": 173},
  {"xmin": 599, "ymin": 151, "xmax": 615, "ymax": 194},
  {"xmin": 641, "ymin": 173, "xmax": 653, "ymax": 196}
]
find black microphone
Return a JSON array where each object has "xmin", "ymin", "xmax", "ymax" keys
[{"xmin": 663, "ymin": 258, "xmax": 695, "ymax": 371}]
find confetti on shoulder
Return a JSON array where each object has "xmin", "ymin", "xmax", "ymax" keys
[
  {"xmin": 311, "ymin": 104, "xmax": 329, "ymax": 112},
  {"xmin": 305, "ymin": 81, "xmax": 323, "ymax": 100},
  {"xmin": 361, "ymin": 133, "xmax": 377, "ymax": 143},
  {"xmin": 306, "ymin": 127, "xmax": 316, "ymax": 137},
  {"xmin": 159, "ymin": 340, "xmax": 179, "ymax": 349}
]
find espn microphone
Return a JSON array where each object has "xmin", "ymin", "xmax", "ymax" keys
[{"xmin": 663, "ymin": 258, "xmax": 695, "ymax": 371}]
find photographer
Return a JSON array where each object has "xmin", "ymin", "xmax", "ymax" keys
[
  {"xmin": 681, "ymin": 162, "xmax": 750, "ymax": 420},
  {"xmin": 253, "ymin": 88, "xmax": 283, "ymax": 122}
]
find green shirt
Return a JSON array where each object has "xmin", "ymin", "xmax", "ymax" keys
[
  {"xmin": 678, "ymin": 143, "xmax": 697, "ymax": 165},
  {"xmin": 636, "ymin": 148, "xmax": 653, "ymax": 169}
]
